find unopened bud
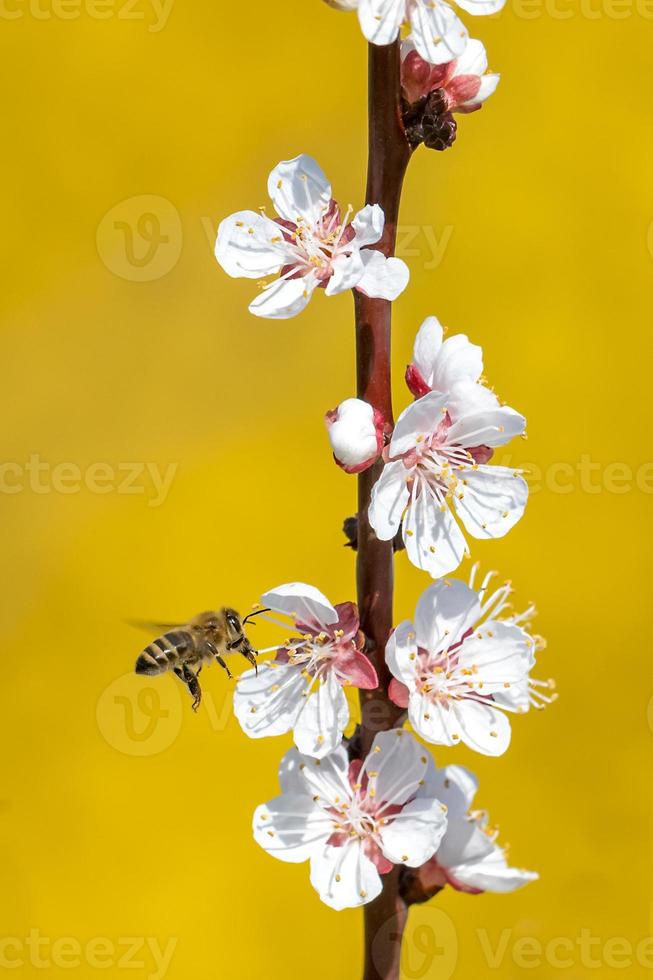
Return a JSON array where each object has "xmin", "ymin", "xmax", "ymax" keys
[{"xmin": 325, "ymin": 398, "xmax": 384, "ymax": 474}]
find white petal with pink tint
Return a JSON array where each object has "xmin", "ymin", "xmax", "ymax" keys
[
  {"xmin": 357, "ymin": 0, "xmax": 405, "ymax": 45},
  {"xmin": 215, "ymin": 210, "xmax": 292, "ymax": 279},
  {"xmin": 456, "ymin": 0, "xmax": 505, "ymax": 15},
  {"xmin": 390, "ymin": 390, "xmax": 449, "ymax": 457},
  {"xmin": 447, "ymin": 406, "xmax": 526, "ymax": 448},
  {"xmin": 414, "ymin": 579, "xmax": 481, "ymax": 652},
  {"xmin": 268, "ymin": 155, "xmax": 332, "ymax": 225},
  {"xmin": 387, "ymin": 576, "xmax": 548, "ymax": 757},
  {"xmin": 453, "ymin": 465, "xmax": 528, "ymax": 539},
  {"xmin": 325, "ymin": 251, "xmax": 365, "ymax": 296},
  {"xmin": 422, "ymin": 763, "xmax": 538, "ymax": 895},
  {"xmin": 249, "ymin": 272, "xmax": 319, "ymax": 320},
  {"xmin": 351, "ymin": 204, "xmax": 385, "ymax": 248},
  {"xmin": 409, "ymin": 0, "xmax": 469, "ymax": 65},
  {"xmin": 368, "ymin": 460, "xmax": 411, "ymax": 540},
  {"xmin": 403, "ymin": 486, "xmax": 468, "ymax": 578},
  {"xmin": 452, "ymin": 850, "xmax": 539, "ymax": 893},
  {"xmin": 216, "ymin": 153, "xmax": 407, "ymax": 319},
  {"xmin": 253, "ymin": 733, "xmax": 449, "ymax": 910},
  {"xmin": 381, "ymin": 797, "xmax": 447, "ymax": 867},
  {"xmin": 310, "ymin": 842, "xmax": 383, "ymax": 910},
  {"xmin": 261, "ymin": 582, "xmax": 339, "ymax": 627},
  {"xmin": 357, "ymin": 250, "xmax": 410, "ymax": 301},
  {"xmin": 293, "ymin": 672, "xmax": 349, "ymax": 758}
]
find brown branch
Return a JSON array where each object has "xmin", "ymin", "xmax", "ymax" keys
[{"xmin": 354, "ymin": 39, "xmax": 412, "ymax": 980}]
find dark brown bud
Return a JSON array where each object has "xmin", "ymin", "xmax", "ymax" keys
[{"xmin": 402, "ymin": 90, "xmax": 457, "ymax": 153}]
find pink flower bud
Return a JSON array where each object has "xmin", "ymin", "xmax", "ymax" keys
[{"xmin": 325, "ymin": 398, "xmax": 385, "ymax": 474}]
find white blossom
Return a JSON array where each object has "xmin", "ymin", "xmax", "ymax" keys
[
  {"xmin": 369, "ymin": 315, "xmax": 528, "ymax": 579},
  {"xmin": 215, "ymin": 154, "xmax": 409, "ymax": 319},
  {"xmin": 326, "ymin": 0, "xmax": 505, "ymax": 67},
  {"xmin": 386, "ymin": 571, "xmax": 554, "ymax": 755},
  {"xmin": 401, "ymin": 37, "xmax": 500, "ymax": 112},
  {"xmin": 234, "ymin": 583, "xmax": 378, "ymax": 759},
  {"xmin": 421, "ymin": 763, "xmax": 539, "ymax": 893},
  {"xmin": 253, "ymin": 730, "xmax": 448, "ymax": 910}
]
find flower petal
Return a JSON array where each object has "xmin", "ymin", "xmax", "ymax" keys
[
  {"xmin": 390, "ymin": 390, "xmax": 449, "ymax": 457},
  {"xmin": 233, "ymin": 663, "xmax": 304, "ymax": 740},
  {"xmin": 261, "ymin": 582, "xmax": 339, "ymax": 628},
  {"xmin": 452, "ymin": 699, "xmax": 512, "ymax": 756},
  {"xmin": 364, "ymin": 729, "xmax": 431, "ymax": 805},
  {"xmin": 410, "ymin": 0, "xmax": 469, "ymax": 65},
  {"xmin": 325, "ymin": 250, "xmax": 365, "ymax": 296},
  {"xmin": 452, "ymin": 849, "xmax": 539, "ymax": 894},
  {"xmin": 357, "ymin": 250, "xmax": 410, "ymax": 300},
  {"xmin": 457, "ymin": 621, "xmax": 535, "ymax": 693},
  {"xmin": 403, "ymin": 490, "xmax": 468, "ymax": 579},
  {"xmin": 425, "ymin": 763, "xmax": 479, "ymax": 818},
  {"xmin": 357, "ymin": 0, "xmax": 405, "ymax": 45},
  {"xmin": 296, "ymin": 743, "xmax": 352, "ymax": 805},
  {"xmin": 453, "ymin": 36, "xmax": 488, "ymax": 75},
  {"xmin": 253, "ymin": 794, "xmax": 331, "ymax": 864},
  {"xmin": 310, "ymin": 841, "xmax": 383, "ymax": 910},
  {"xmin": 215, "ymin": 210, "xmax": 292, "ymax": 279},
  {"xmin": 412, "ymin": 315, "xmax": 444, "ymax": 383},
  {"xmin": 350, "ymin": 204, "xmax": 385, "ymax": 248},
  {"xmin": 408, "ymin": 692, "xmax": 461, "ymax": 747},
  {"xmin": 249, "ymin": 272, "xmax": 318, "ymax": 319},
  {"xmin": 438, "ymin": 817, "xmax": 496, "ymax": 870},
  {"xmin": 293, "ymin": 673, "xmax": 349, "ymax": 759},
  {"xmin": 369, "ymin": 460, "xmax": 411, "ymax": 541},
  {"xmin": 433, "ymin": 334, "xmax": 484, "ymax": 391},
  {"xmin": 337, "ymin": 648, "xmax": 379, "ymax": 689},
  {"xmin": 447, "ymin": 406, "xmax": 526, "ymax": 449},
  {"xmin": 455, "ymin": 0, "xmax": 506, "ymax": 16},
  {"xmin": 267, "ymin": 155, "xmax": 331, "ymax": 225},
  {"xmin": 380, "ymin": 796, "xmax": 448, "ymax": 868},
  {"xmin": 413, "ymin": 579, "xmax": 481, "ymax": 653},
  {"xmin": 385, "ymin": 620, "xmax": 419, "ymax": 687},
  {"xmin": 454, "ymin": 465, "xmax": 528, "ymax": 540},
  {"xmin": 278, "ymin": 746, "xmax": 310, "ymax": 795}
]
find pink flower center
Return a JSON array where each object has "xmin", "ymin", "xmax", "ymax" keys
[{"xmin": 276, "ymin": 199, "xmax": 355, "ymax": 285}]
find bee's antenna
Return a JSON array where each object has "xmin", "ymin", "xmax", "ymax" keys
[{"xmin": 242, "ymin": 607, "xmax": 271, "ymax": 628}]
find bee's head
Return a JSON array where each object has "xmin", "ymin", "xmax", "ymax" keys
[{"xmin": 222, "ymin": 608, "xmax": 243, "ymax": 640}]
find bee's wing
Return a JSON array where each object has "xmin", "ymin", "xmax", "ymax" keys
[{"xmin": 126, "ymin": 618, "xmax": 188, "ymax": 633}]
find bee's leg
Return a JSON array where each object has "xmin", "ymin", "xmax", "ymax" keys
[
  {"xmin": 174, "ymin": 665, "xmax": 202, "ymax": 711},
  {"xmin": 214, "ymin": 655, "xmax": 233, "ymax": 680},
  {"xmin": 204, "ymin": 640, "xmax": 233, "ymax": 680},
  {"xmin": 237, "ymin": 638, "xmax": 259, "ymax": 675}
]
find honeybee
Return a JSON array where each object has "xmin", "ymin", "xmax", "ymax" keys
[{"xmin": 134, "ymin": 607, "xmax": 268, "ymax": 711}]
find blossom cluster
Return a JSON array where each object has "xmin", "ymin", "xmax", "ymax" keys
[{"xmin": 210, "ymin": 0, "xmax": 552, "ymax": 919}]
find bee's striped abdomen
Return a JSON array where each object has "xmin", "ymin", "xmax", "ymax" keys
[{"xmin": 135, "ymin": 630, "xmax": 193, "ymax": 676}]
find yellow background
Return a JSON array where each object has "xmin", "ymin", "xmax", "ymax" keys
[{"xmin": 1, "ymin": 0, "xmax": 651, "ymax": 976}]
